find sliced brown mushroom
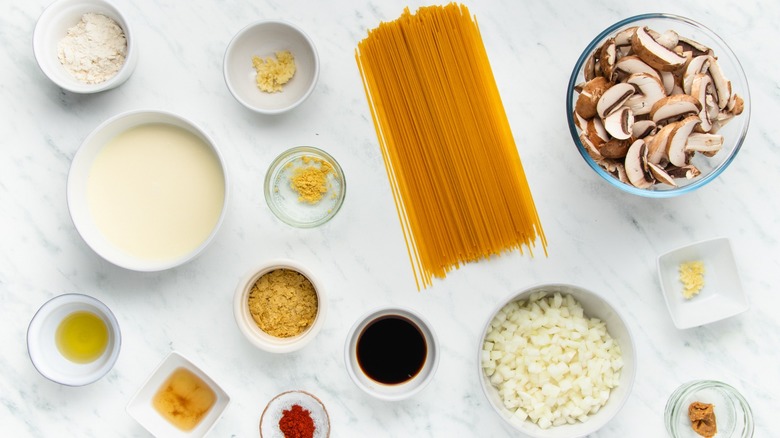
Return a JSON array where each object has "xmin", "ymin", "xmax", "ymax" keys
[
  {"xmin": 585, "ymin": 117, "xmax": 610, "ymax": 147},
  {"xmin": 666, "ymin": 116, "xmax": 701, "ymax": 167},
  {"xmin": 614, "ymin": 55, "xmax": 661, "ymax": 80},
  {"xmin": 707, "ymin": 56, "xmax": 732, "ymax": 109},
  {"xmin": 666, "ymin": 164, "xmax": 702, "ymax": 179},
  {"xmin": 580, "ymin": 133, "xmax": 602, "ymax": 161},
  {"xmin": 678, "ymin": 36, "xmax": 712, "ymax": 56},
  {"xmin": 650, "ymin": 94, "xmax": 702, "ymax": 124},
  {"xmin": 647, "ymin": 122, "xmax": 677, "ymax": 164},
  {"xmin": 690, "ymin": 73, "xmax": 714, "ymax": 132},
  {"xmin": 647, "ymin": 161, "xmax": 677, "ymax": 187},
  {"xmin": 660, "ymin": 71, "xmax": 675, "ymax": 95},
  {"xmin": 685, "ymin": 132, "xmax": 724, "ymax": 155},
  {"xmin": 624, "ymin": 72, "xmax": 667, "ymax": 116},
  {"xmin": 596, "ymin": 82, "xmax": 635, "ymax": 118},
  {"xmin": 653, "ymin": 29, "xmax": 680, "ymax": 50},
  {"xmin": 728, "ymin": 94, "xmax": 745, "ymax": 116},
  {"xmin": 631, "ymin": 26, "xmax": 687, "ymax": 72},
  {"xmin": 603, "ymin": 106, "xmax": 634, "ymax": 140},
  {"xmin": 614, "ymin": 26, "xmax": 637, "ymax": 46},
  {"xmin": 575, "ymin": 76, "xmax": 611, "ymax": 119},
  {"xmin": 599, "ymin": 138, "xmax": 632, "ymax": 159},
  {"xmin": 599, "ymin": 38, "xmax": 617, "ymax": 80},
  {"xmin": 625, "ymin": 139, "xmax": 654, "ymax": 188},
  {"xmin": 631, "ymin": 120, "xmax": 657, "ymax": 138},
  {"xmin": 682, "ymin": 55, "xmax": 710, "ymax": 95},
  {"xmin": 573, "ymin": 110, "xmax": 588, "ymax": 131}
]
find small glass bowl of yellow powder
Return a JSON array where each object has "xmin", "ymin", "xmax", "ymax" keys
[{"xmin": 264, "ymin": 146, "xmax": 346, "ymax": 227}]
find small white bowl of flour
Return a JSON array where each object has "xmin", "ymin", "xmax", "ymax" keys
[{"xmin": 34, "ymin": 0, "xmax": 138, "ymax": 93}]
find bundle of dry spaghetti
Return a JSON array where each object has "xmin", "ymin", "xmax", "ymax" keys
[{"xmin": 356, "ymin": 3, "xmax": 546, "ymax": 289}]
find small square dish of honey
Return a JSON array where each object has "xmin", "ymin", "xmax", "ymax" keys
[{"xmin": 127, "ymin": 351, "xmax": 230, "ymax": 437}]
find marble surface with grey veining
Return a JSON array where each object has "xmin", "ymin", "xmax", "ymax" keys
[{"xmin": 1, "ymin": 0, "xmax": 779, "ymax": 436}]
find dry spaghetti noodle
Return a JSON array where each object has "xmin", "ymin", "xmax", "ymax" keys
[{"xmin": 356, "ymin": 4, "xmax": 546, "ymax": 289}]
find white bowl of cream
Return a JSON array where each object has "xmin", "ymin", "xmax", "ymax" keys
[{"xmin": 67, "ymin": 110, "xmax": 229, "ymax": 271}]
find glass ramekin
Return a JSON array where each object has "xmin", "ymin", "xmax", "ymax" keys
[{"xmin": 664, "ymin": 380, "xmax": 753, "ymax": 437}]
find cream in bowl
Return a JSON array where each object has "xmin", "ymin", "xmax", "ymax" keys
[
  {"xmin": 67, "ymin": 110, "xmax": 228, "ymax": 271},
  {"xmin": 233, "ymin": 260, "xmax": 326, "ymax": 353},
  {"xmin": 479, "ymin": 284, "xmax": 636, "ymax": 437}
]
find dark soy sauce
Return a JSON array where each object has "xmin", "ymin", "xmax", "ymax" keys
[{"xmin": 356, "ymin": 315, "xmax": 426, "ymax": 384}]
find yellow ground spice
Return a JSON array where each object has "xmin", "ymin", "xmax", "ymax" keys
[
  {"xmin": 290, "ymin": 156, "xmax": 333, "ymax": 204},
  {"xmin": 252, "ymin": 50, "xmax": 296, "ymax": 93},
  {"xmin": 247, "ymin": 269, "xmax": 318, "ymax": 338}
]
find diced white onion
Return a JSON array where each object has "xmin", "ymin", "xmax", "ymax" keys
[{"xmin": 481, "ymin": 292, "xmax": 623, "ymax": 429}]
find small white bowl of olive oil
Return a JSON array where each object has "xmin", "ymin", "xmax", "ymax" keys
[{"xmin": 27, "ymin": 293, "xmax": 121, "ymax": 386}]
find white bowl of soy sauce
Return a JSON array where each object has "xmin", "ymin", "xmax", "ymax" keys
[{"xmin": 344, "ymin": 307, "xmax": 439, "ymax": 401}]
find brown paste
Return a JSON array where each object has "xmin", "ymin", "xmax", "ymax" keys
[{"xmin": 688, "ymin": 401, "xmax": 717, "ymax": 438}]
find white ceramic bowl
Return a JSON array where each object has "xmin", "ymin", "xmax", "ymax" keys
[
  {"xmin": 233, "ymin": 260, "xmax": 326, "ymax": 353},
  {"xmin": 259, "ymin": 390, "xmax": 330, "ymax": 438},
  {"xmin": 344, "ymin": 307, "xmax": 439, "ymax": 401},
  {"xmin": 478, "ymin": 284, "xmax": 636, "ymax": 438},
  {"xmin": 67, "ymin": 109, "xmax": 229, "ymax": 272},
  {"xmin": 657, "ymin": 237, "xmax": 748, "ymax": 329},
  {"xmin": 126, "ymin": 351, "xmax": 230, "ymax": 438},
  {"xmin": 27, "ymin": 293, "xmax": 121, "ymax": 386},
  {"xmin": 223, "ymin": 20, "xmax": 319, "ymax": 114},
  {"xmin": 33, "ymin": 0, "xmax": 138, "ymax": 93}
]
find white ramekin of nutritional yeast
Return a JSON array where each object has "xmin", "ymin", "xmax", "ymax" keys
[
  {"xmin": 67, "ymin": 110, "xmax": 229, "ymax": 271},
  {"xmin": 233, "ymin": 259, "xmax": 327, "ymax": 354},
  {"xmin": 33, "ymin": 0, "xmax": 138, "ymax": 93}
]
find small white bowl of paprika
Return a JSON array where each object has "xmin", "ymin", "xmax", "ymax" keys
[{"xmin": 233, "ymin": 259, "xmax": 326, "ymax": 353}]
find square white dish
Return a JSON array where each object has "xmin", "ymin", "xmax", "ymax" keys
[
  {"xmin": 657, "ymin": 237, "xmax": 749, "ymax": 329},
  {"xmin": 127, "ymin": 351, "xmax": 230, "ymax": 437}
]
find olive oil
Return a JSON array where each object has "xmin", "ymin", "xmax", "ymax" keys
[
  {"xmin": 55, "ymin": 311, "xmax": 109, "ymax": 363},
  {"xmin": 153, "ymin": 367, "xmax": 216, "ymax": 431}
]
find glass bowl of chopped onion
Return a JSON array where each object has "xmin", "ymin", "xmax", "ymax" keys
[
  {"xmin": 478, "ymin": 284, "xmax": 636, "ymax": 437},
  {"xmin": 566, "ymin": 14, "xmax": 750, "ymax": 197}
]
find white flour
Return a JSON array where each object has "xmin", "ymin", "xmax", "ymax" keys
[{"xmin": 57, "ymin": 13, "xmax": 127, "ymax": 84}]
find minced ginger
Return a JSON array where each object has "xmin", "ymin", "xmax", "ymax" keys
[
  {"xmin": 252, "ymin": 50, "xmax": 296, "ymax": 93},
  {"xmin": 679, "ymin": 261, "xmax": 705, "ymax": 299}
]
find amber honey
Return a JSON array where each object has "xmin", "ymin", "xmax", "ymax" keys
[{"xmin": 152, "ymin": 367, "xmax": 216, "ymax": 431}]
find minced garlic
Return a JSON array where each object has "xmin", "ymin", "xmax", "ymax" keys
[
  {"xmin": 679, "ymin": 261, "xmax": 705, "ymax": 299},
  {"xmin": 252, "ymin": 50, "xmax": 296, "ymax": 93}
]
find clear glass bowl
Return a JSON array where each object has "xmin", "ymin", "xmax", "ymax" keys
[
  {"xmin": 264, "ymin": 146, "xmax": 345, "ymax": 227},
  {"xmin": 665, "ymin": 380, "xmax": 754, "ymax": 437},
  {"xmin": 566, "ymin": 14, "xmax": 750, "ymax": 198}
]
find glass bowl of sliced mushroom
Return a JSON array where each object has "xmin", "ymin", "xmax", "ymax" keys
[{"xmin": 567, "ymin": 14, "xmax": 750, "ymax": 197}]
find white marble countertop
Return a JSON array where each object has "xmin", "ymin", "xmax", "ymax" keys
[{"xmin": 2, "ymin": 0, "xmax": 778, "ymax": 436}]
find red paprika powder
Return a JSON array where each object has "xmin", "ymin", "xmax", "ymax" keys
[{"xmin": 278, "ymin": 404, "xmax": 315, "ymax": 438}]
